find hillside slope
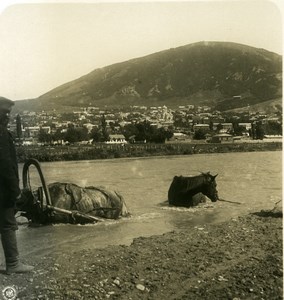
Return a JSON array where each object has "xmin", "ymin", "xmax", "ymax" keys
[{"xmin": 17, "ymin": 41, "xmax": 282, "ymax": 112}]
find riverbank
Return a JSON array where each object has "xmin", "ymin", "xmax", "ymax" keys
[
  {"xmin": 16, "ymin": 141, "xmax": 282, "ymax": 162},
  {"xmin": 1, "ymin": 207, "xmax": 282, "ymax": 300}
]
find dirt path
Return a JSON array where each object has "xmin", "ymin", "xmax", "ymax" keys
[{"xmin": 0, "ymin": 210, "xmax": 282, "ymax": 300}]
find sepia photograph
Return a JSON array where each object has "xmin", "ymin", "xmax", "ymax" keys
[{"xmin": 0, "ymin": 0, "xmax": 282, "ymax": 299}]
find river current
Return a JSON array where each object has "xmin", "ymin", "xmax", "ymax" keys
[{"xmin": 5, "ymin": 151, "xmax": 282, "ymax": 259}]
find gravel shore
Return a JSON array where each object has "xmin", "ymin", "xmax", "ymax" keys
[{"xmin": 1, "ymin": 209, "xmax": 282, "ymax": 300}]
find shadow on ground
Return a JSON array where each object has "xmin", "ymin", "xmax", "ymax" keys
[{"xmin": 252, "ymin": 210, "xmax": 282, "ymax": 218}]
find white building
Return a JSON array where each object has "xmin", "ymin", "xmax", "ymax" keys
[{"xmin": 106, "ymin": 134, "xmax": 127, "ymax": 144}]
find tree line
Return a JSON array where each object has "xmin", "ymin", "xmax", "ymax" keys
[
  {"xmin": 16, "ymin": 114, "xmax": 282, "ymax": 145},
  {"xmin": 35, "ymin": 118, "xmax": 174, "ymax": 144}
]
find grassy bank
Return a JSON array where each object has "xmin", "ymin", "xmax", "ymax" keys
[{"xmin": 16, "ymin": 141, "xmax": 282, "ymax": 163}]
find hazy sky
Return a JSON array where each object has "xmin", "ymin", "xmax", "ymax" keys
[{"xmin": 0, "ymin": 0, "xmax": 282, "ymax": 100}]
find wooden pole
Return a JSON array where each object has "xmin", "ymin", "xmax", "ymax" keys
[
  {"xmin": 218, "ymin": 199, "xmax": 242, "ymax": 205},
  {"xmin": 46, "ymin": 205, "xmax": 102, "ymax": 222}
]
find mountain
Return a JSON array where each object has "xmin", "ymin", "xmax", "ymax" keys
[{"xmin": 15, "ymin": 41, "xmax": 282, "ymax": 112}]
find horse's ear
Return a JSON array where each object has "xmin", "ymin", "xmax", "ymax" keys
[
  {"xmin": 201, "ymin": 171, "xmax": 210, "ymax": 176},
  {"xmin": 208, "ymin": 173, "xmax": 218, "ymax": 181}
]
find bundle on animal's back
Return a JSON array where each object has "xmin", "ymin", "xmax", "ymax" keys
[
  {"xmin": 49, "ymin": 182, "xmax": 129, "ymax": 220},
  {"xmin": 168, "ymin": 172, "xmax": 219, "ymax": 207},
  {"xmin": 19, "ymin": 182, "xmax": 130, "ymax": 224}
]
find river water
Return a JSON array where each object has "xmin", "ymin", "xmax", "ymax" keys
[{"xmin": 5, "ymin": 151, "xmax": 282, "ymax": 259}]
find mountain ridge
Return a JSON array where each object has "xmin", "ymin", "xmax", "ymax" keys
[{"xmin": 15, "ymin": 41, "xmax": 282, "ymax": 113}]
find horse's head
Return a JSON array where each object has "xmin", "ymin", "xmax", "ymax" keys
[{"xmin": 201, "ymin": 172, "xmax": 219, "ymax": 202}]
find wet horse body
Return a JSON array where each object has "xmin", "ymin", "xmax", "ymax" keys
[{"xmin": 168, "ymin": 172, "xmax": 219, "ymax": 207}]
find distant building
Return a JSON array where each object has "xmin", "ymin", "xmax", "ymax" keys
[
  {"xmin": 169, "ymin": 132, "xmax": 190, "ymax": 142},
  {"xmin": 221, "ymin": 123, "xmax": 233, "ymax": 131},
  {"xmin": 212, "ymin": 123, "xmax": 233, "ymax": 132},
  {"xmin": 83, "ymin": 123, "xmax": 98, "ymax": 133},
  {"xmin": 193, "ymin": 124, "xmax": 210, "ymax": 131},
  {"xmin": 106, "ymin": 134, "xmax": 127, "ymax": 144},
  {"xmin": 119, "ymin": 121, "xmax": 132, "ymax": 127},
  {"xmin": 263, "ymin": 135, "xmax": 282, "ymax": 140},
  {"xmin": 25, "ymin": 126, "xmax": 40, "ymax": 137},
  {"xmin": 210, "ymin": 133, "xmax": 233, "ymax": 143},
  {"xmin": 41, "ymin": 126, "xmax": 51, "ymax": 134},
  {"xmin": 238, "ymin": 123, "xmax": 252, "ymax": 130}
]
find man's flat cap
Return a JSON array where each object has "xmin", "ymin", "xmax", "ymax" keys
[{"xmin": 0, "ymin": 96, "xmax": 15, "ymax": 110}]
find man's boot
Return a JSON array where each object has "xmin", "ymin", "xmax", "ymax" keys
[{"xmin": 1, "ymin": 230, "xmax": 34, "ymax": 274}]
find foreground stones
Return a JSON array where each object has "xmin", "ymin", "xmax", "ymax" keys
[{"xmin": 1, "ymin": 211, "xmax": 282, "ymax": 299}]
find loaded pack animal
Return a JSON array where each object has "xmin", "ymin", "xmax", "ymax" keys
[
  {"xmin": 17, "ymin": 158, "xmax": 130, "ymax": 225},
  {"xmin": 168, "ymin": 172, "xmax": 219, "ymax": 207}
]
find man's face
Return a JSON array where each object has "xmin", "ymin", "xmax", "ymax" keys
[{"xmin": 0, "ymin": 107, "xmax": 12, "ymax": 126}]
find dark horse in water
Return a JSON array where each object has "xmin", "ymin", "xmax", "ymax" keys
[{"xmin": 168, "ymin": 172, "xmax": 219, "ymax": 207}]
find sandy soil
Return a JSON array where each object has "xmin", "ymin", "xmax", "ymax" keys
[{"xmin": 0, "ymin": 209, "xmax": 282, "ymax": 300}]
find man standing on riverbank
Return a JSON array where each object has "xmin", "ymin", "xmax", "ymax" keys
[{"xmin": 0, "ymin": 96, "xmax": 34, "ymax": 274}]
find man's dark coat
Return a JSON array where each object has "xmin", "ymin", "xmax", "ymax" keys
[{"xmin": 0, "ymin": 128, "xmax": 21, "ymax": 208}]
